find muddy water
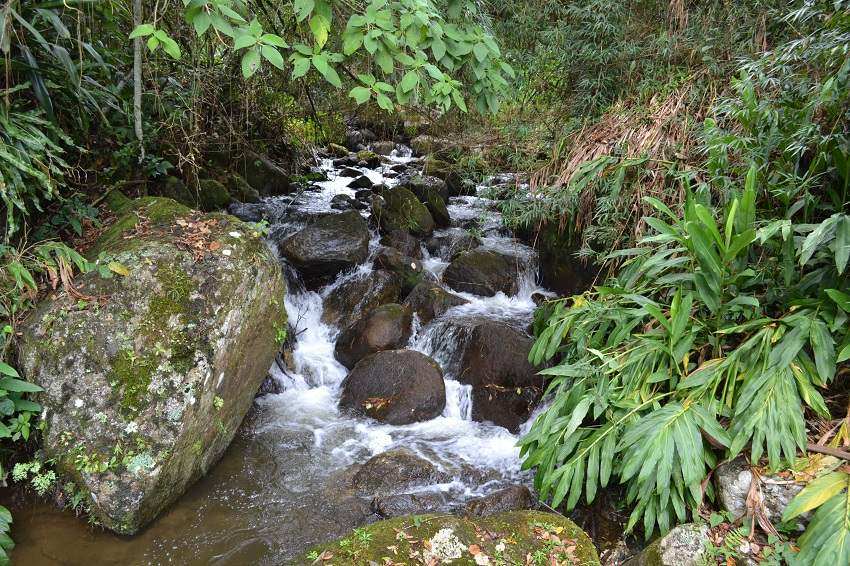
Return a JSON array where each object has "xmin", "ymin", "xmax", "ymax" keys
[{"xmin": 3, "ymin": 147, "xmax": 565, "ymax": 565}]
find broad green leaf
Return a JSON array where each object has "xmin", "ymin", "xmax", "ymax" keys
[
  {"xmin": 309, "ymin": 14, "xmax": 330, "ymax": 48},
  {"xmin": 0, "ymin": 362, "xmax": 19, "ymax": 378},
  {"xmin": 349, "ymin": 86, "xmax": 371, "ymax": 104},
  {"xmin": 294, "ymin": 0, "xmax": 315, "ymax": 22},
  {"xmin": 107, "ymin": 262, "xmax": 130, "ymax": 276},
  {"xmin": 233, "ymin": 33, "xmax": 256, "ymax": 50},
  {"xmin": 400, "ymin": 70, "xmax": 419, "ymax": 92},
  {"xmin": 241, "ymin": 48, "xmax": 261, "ymax": 78},
  {"xmin": 783, "ymin": 472, "xmax": 849, "ymax": 520},
  {"xmin": 312, "ymin": 55, "xmax": 341, "ymax": 87},
  {"xmin": 375, "ymin": 92, "xmax": 394, "ymax": 112},
  {"xmin": 0, "ymin": 377, "xmax": 42, "ymax": 393},
  {"xmin": 291, "ymin": 56, "xmax": 310, "ymax": 79},
  {"xmin": 261, "ymin": 45, "xmax": 285, "ymax": 70},
  {"xmin": 129, "ymin": 24, "xmax": 155, "ymax": 39}
]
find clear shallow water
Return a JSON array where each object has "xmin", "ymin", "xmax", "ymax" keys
[{"xmin": 2, "ymin": 145, "xmax": 553, "ymax": 565}]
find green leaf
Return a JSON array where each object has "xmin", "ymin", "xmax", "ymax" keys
[
  {"xmin": 473, "ymin": 42, "xmax": 488, "ymax": 62},
  {"xmin": 192, "ymin": 12, "xmax": 212, "ymax": 35},
  {"xmin": 349, "ymin": 86, "xmax": 371, "ymax": 104},
  {"xmin": 0, "ymin": 377, "xmax": 42, "ymax": 393},
  {"xmin": 241, "ymin": 48, "xmax": 261, "ymax": 78},
  {"xmin": 431, "ymin": 37, "xmax": 446, "ymax": 61},
  {"xmin": 233, "ymin": 33, "xmax": 256, "ymax": 50},
  {"xmin": 836, "ymin": 217, "xmax": 850, "ymax": 274},
  {"xmin": 129, "ymin": 24, "xmax": 155, "ymax": 39},
  {"xmin": 783, "ymin": 472, "xmax": 849, "ymax": 521},
  {"xmin": 0, "ymin": 362, "xmax": 19, "ymax": 378},
  {"xmin": 400, "ymin": 70, "xmax": 419, "ymax": 92},
  {"xmin": 312, "ymin": 55, "xmax": 341, "ymax": 87},
  {"xmin": 294, "ymin": 0, "xmax": 315, "ymax": 22},
  {"xmin": 261, "ymin": 34, "xmax": 288, "ymax": 48},
  {"xmin": 375, "ymin": 92, "xmax": 394, "ymax": 112},
  {"xmin": 342, "ymin": 30, "xmax": 363, "ymax": 55},
  {"xmin": 309, "ymin": 14, "xmax": 330, "ymax": 48},
  {"xmin": 261, "ymin": 45, "xmax": 285, "ymax": 70},
  {"xmin": 291, "ymin": 56, "xmax": 310, "ymax": 79}
]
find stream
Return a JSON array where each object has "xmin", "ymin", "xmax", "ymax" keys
[{"xmin": 2, "ymin": 145, "xmax": 561, "ymax": 565}]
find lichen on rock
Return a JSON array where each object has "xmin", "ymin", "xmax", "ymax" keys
[{"xmin": 17, "ymin": 196, "xmax": 286, "ymax": 534}]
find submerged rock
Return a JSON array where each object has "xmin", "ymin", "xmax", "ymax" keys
[
  {"xmin": 334, "ymin": 304, "xmax": 413, "ymax": 368},
  {"xmin": 298, "ymin": 510, "xmax": 600, "ymax": 565},
  {"xmin": 457, "ymin": 321, "xmax": 544, "ymax": 432},
  {"xmin": 464, "ymin": 485, "xmax": 535, "ymax": 517},
  {"xmin": 351, "ymin": 449, "xmax": 447, "ymax": 496},
  {"xmin": 372, "ymin": 492, "xmax": 448, "ymax": 518},
  {"xmin": 403, "ymin": 281, "xmax": 467, "ymax": 325},
  {"xmin": 339, "ymin": 350, "xmax": 446, "ymax": 425},
  {"xmin": 321, "ymin": 270, "xmax": 401, "ymax": 329},
  {"xmin": 443, "ymin": 249, "xmax": 524, "ymax": 296},
  {"xmin": 18, "ymin": 196, "xmax": 286, "ymax": 535},
  {"xmin": 278, "ymin": 210, "xmax": 369, "ymax": 287},
  {"xmin": 372, "ymin": 186, "xmax": 435, "ymax": 237}
]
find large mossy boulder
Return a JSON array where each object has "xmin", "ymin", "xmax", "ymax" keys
[
  {"xmin": 443, "ymin": 249, "xmax": 523, "ymax": 296},
  {"xmin": 297, "ymin": 510, "xmax": 600, "ymax": 565},
  {"xmin": 372, "ymin": 186, "xmax": 435, "ymax": 237},
  {"xmin": 278, "ymin": 210, "xmax": 370, "ymax": 287},
  {"xmin": 457, "ymin": 321, "xmax": 544, "ymax": 432},
  {"xmin": 17, "ymin": 197, "xmax": 286, "ymax": 535},
  {"xmin": 334, "ymin": 304, "xmax": 413, "ymax": 368},
  {"xmin": 242, "ymin": 150, "xmax": 292, "ymax": 196},
  {"xmin": 339, "ymin": 350, "xmax": 446, "ymax": 425}
]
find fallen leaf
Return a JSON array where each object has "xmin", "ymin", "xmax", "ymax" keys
[
  {"xmin": 209, "ymin": 241, "xmax": 222, "ymax": 251},
  {"xmin": 469, "ymin": 544, "xmax": 482, "ymax": 555}
]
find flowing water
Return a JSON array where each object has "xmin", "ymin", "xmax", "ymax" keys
[{"xmin": 1, "ymin": 146, "xmax": 557, "ymax": 565}]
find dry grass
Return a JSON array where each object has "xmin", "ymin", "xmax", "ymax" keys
[{"xmin": 527, "ymin": 79, "xmax": 715, "ymax": 247}]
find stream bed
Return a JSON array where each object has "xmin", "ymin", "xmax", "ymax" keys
[{"xmin": 2, "ymin": 146, "xmax": 573, "ymax": 565}]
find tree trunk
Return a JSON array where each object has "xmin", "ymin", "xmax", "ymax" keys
[{"xmin": 133, "ymin": 0, "xmax": 144, "ymax": 164}]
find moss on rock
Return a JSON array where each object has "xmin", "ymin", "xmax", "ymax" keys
[{"xmin": 296, "ymin": 510, "xmax": 600, "ymax": 565}]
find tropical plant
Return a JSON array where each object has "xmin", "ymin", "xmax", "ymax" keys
[
  {"xmin": 782, "ymin": 470, "xmax": 850, "ymax": 565},
  {"xmin": 132, "ymin": 0, "xmax": 514, "ymax": 114},
  {"xmin": 520, "ymin": 168, "xmax": 849, "ymax": 537}
]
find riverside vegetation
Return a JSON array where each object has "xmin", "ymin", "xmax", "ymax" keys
[{"xmin": 0, "ymin": 0, "xmax": 848, "ymax": 565}]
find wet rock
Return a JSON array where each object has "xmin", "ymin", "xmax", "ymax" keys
[
  {"xmin": 257, "ymin": 374, "xmax": 283, "ymax": 396},
  {"xmin": 715, "ymin": 457, "xmax": 805, "ymax": 524},
  {"xmin": 338, "ymin": 166, "xmax": 361, "ymax": 178},
  {"xmin": 443, "ymin": 249, "xmax": 523, "ymax": 296},
  {"xmin": 423, "ymin": 157, "xmax": 467, "ymax": 196},
  {"xmin": 380, "ymin": 229, "xmax": 422, "ymax": 259},
  {"xmin": 628, "ymin": 523, "xmax": 708, "ymax": 566},
  {"xmin": 279, "ymin": 211, "xmax": 370, "ymax": 287},
  {"xmin": 347, "ymin": 175, "xmax": 374, "ymax": 189},
  {"xmin": 464, "ymin": 485, "xmax": 535, "ymax": 517},
  {"xmin": 327, "ymin": 143, "xmax": 349, "ymax": 158},
  {"xmin": 390, "ymin": 162, "xmax": 409, "ymax": 174},
  {"xmin": 425, "ymin": 229, "xmax": 481, "ymax": 260},
  {"xmin": 351, "ymin": 449, "xmax": 447, "ymax": 496},
  {"xmin": 370, "ymin": 141, "xmax": 396, "ymax": 155},
  {"xmin": 356, "ymin": 150, "xmax": 381, "ymax": 168},
  {"xmin": 197, "ymin": 179, "xmax": 232, "ymax": 211},
  {"xmin": 243, "ymin": 150, "xmax": 291, "ymax": 196},
  {"xmin": 334, "ymin": 304, "xmax": 413, "ymax": 369},
  {"xmin": 374, "ymin": 247, "xmax": 435, "ymax": 297},
  {"xmin": 372, "ymin": 492, "xmax": 449, "ymax": 518},
  {"xmin": 227, "ymin": 202, "xmax": 267, "ymax": 223},
  {"xmin": 402, "ymin": 174, "xmax": 450, "ymax": 202},
  {"xmin": 372, "ymin": 186, "xmax": 435, "ymax": 237},
  {"xmin": 226, "ymin": 173, "xmax": 260, "ymax": 204},
  {"xmin": 403, "ymin": 282, "xmax": 467, "ymax": 325},
  {"xmin": 345, "ymin": 129, "xmax": 364, "ymax": 150},
  {"xmin": 333, "ymin": 155, "xmax": 358, "ymax": 168},
  {"xmin": 354, "ymin": 189, "xmax": 373, "ymax": 201},
  {"xmin": 339, "ymin": 350, "xmax": 446, "ymax": 425},
  {"xmin": 159, "ymin": 176, "xmax": 195, "ymax": 207},
  {"xmin": 526, "ymin": 221, "xmax": 598, "ymax": 296},
  {"xmin": 457, "ymin": 321, "xmax": 544, "ymax": 432},
  {"xmin": 330, "ymin": 193, "xmax": 356, "ymax": 211},
  {"xmin": 321, "ymin": 270, "xmax": 401, "ymax": 329},
  {"xmin": 300, "ymin": 511, "xmax": 600, "ymax": 565},
  {"xmin": 17, "ymin": 197, "xmax": 286, "ymax": 535}
]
